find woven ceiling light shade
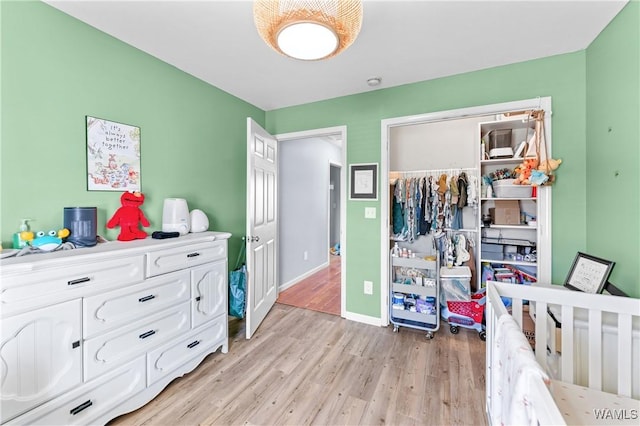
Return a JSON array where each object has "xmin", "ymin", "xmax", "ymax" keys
[{"xmin": 253, "ymin": 0, "xmax": 363, "ymax": 61}]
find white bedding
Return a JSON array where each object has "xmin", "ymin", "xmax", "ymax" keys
[{"xmin": 551, "ymin": 381, "xmax": 640, "ymax": 425}]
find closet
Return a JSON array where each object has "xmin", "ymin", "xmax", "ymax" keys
[
  {"xmin": 389, "ymin": 117, "xmax": 486, "ymax": 290},
  {"xmin": 385, "ymin": 98, "xmax": 553, "ymax": 329}
]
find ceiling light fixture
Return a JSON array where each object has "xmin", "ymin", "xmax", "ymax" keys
[{"xmin": 253, "ymin": 0, "xmax": 363, "ymax": 61}]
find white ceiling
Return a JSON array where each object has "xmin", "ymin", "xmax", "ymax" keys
[{"xmin": 44, "ymin": 0, "xmax": 627, "ymax": 111}]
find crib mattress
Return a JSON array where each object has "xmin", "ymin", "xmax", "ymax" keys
[{"xmin": 551, "ymin": 380, "xmax": 640, "ymax": 425}]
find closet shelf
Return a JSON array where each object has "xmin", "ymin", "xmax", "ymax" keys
[
  {"xmin": 482, "ymin": 224, "xmax": 536, "ymax": 230},
  {"xmin": 480, "ymin": 257, "xmax": 537, "ymax": 268},
  {"xmin": 480, "ymin": 158, "xmax": 524, "ymax": 166},
  {"xmin": 481, "ymin": 197, "xmax": 537, "ymax": 201}
]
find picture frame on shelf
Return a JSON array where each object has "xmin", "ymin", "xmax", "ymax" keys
[
  {"xmin": 564, "ymin": 252, "xmax": 615, "ymax": 294},
  {"xmin": 349, "ymin": 163, "xmax": 378, "ymax": 200}
]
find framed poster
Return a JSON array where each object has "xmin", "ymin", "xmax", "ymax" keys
[
  {"xmin": 564, "ymin": 252, "xmax": 615, "ymax": 294},
  {"xmin": 349, "ymin": 163, "xmax": 378, "ymax": 200},
  {"xmin": 86, "ymin": 116, "xmax": 141, "ymax": 191}
]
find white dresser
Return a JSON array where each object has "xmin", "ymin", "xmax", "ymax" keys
[{"xmin": 0, "ymin": 231, "xmax": 231, "ymax": 425}]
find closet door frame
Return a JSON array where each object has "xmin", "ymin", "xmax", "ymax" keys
[{"xmin": 380, "ymin": 97, "xmax": 552, "ymax": 326}]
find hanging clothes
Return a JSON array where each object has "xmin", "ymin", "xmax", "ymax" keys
[
  {"xmin": 390, "ymin": 168, "xmax": 478, "ymax": 236},
  {"xmin": 392, "ymin": 183, "xmax": 404, "ymax": 235}
]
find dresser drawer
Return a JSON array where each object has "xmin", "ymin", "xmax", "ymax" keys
[
  {"xmin": 6, "ymin": 356, "xmax": 145, "ymax": 426},
  {"xmin": 83, "ymin": 270, "xmax": 190, "ymax": 339},
  {"xmin": 84, "ymin": 302, "xmax": 190, "ymax": 381},
  {"xmin": 1, "ymin": 255, "xmax": 144, "ymax": 315},
  {"xmin": 146, "ymin": 240, "xmax": 227, "ymax": 277},
  {"xmin": 147, "ymin": 316, "xmax": 227, "ymax": 385}
]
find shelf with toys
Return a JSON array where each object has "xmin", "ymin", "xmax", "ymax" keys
[{"xmin": 478, "ymin": 108, "xmax": 558, "ymax": 289}]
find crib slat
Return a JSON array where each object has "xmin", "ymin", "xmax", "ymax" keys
[
  {"xmin": 588, "ymin": 309, "xmax": 603, "ymax": 391},
  {"xmin": 561, "ymin": 305, "xmax": 574, "ymax": 384},
  {"xmin": 512, "ymin": 297, "xmax": 523, "ymax": 327},
  {"xmin": 617, "ymin": 313, "xmax": 632, "ymax": 397},
  {"xmin": 535, "ymin": 301, "xmax": 548, "ymax": 367}
]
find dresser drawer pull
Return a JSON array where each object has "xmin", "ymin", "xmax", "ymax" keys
[
  {"xmin": 70, "ymin": 400, "xmax": 93, "ymax": 415},
  {"xmin": 68, "ymin": 277, "xmax": 91, "ymax": 286},
  {"xmin": 187, "ymin": 340, "xmax": 200, "ymax": 349},
  {"xmin": 195, "ymin": 296, "xmax": 202, "ymax": 302},
  {"xmin": 187, "ymin": 252, "xmax": 200, "ymax": 258},
  {"xmin": 139, "ymin": 330, "xmax": 156, "ymax": 339},
  {"xmin": 138, "ymin": 295, "xmax": 156, "ymax": 303},
  {"xmin": 72, "ymin": 340, "xmax": 80, "ymax": 349}
]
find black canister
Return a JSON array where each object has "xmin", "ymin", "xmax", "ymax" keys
[{"xmin": 64, "ymin": 207, "xmax": 97, "ymax": 247}]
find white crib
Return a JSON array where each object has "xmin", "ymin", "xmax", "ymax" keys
[{"xmin": 486, "ymin": 281, "xmax": 640, "ymax": 425}]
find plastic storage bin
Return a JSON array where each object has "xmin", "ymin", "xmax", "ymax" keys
[
  {"xmin": 440, "ymin": 266, "xmax": 486, "ymax": 340},
  {"xmin": 488, "ymin": 129, "xmax": 512, "ymax": 150},
  {"xmin": 440, "ymin": 266, "xmax": 472, "ymax": 303},
  {"xmin": 492, "ymin": 179, "xmax": 532, "ymax": 198}
]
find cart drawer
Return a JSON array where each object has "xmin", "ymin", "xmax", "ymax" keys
[
  {"xmin": 392, "ymin": 283, "xmax": 436, "ymax": 298},
  {"xmin": 391, "ymin": 257, "xmax": 437, "ymax": 269},
  {"xmin": 392, "ymin": 309, "xmax": 437, "ymax": 325}
]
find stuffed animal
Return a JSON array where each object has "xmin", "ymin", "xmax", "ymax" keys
[
  {"xmin": 514, "ymin": 157, "xmax": 539, "ymax": 185},
  {"xmin": 538, "ymin": 158, "xmax": 562, "ymax": 172},
  {"xmin": 107, "ymin": 191, "xmax": 150, "ymax": 241}
]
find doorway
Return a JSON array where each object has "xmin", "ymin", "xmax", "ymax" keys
[{"xmin": 275, "ymin": 128, "xmax": 346, "ymax": 317}]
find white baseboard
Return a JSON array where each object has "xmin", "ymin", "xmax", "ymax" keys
[
  {"xmin": 344, "ymin": 311, "xmax": 383, "ymax": 327},
  {"xmin": 279, "ymin": 261, "xmax": 329, "ymax": 292}
]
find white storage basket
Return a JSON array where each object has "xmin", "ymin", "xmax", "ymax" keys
[{"xmin": 492, "ymin": 179, "xmax": 532, "ymax": 198}]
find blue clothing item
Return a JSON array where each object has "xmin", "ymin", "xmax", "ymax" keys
[
  {"xmin": 451, "ymin": 205, "xmax": 463, "ymax": 230},
  {"xmin": 392, "ymin": 196, "xmax": 404, "ymax": 235}
]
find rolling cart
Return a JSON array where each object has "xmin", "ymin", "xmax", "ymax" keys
[{"xmin": 389, "ymin": 251, "xmax": 440, "ymax": 339}]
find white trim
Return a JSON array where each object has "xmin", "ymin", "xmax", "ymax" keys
[
  {"xmin": 275, "ymin": 125, "xmax": 348, "ymax": 319},
  {"xmin": 279, "ymin": 261, "xmax": 330, "ymax": 292},
  {"xmin": 328, "ymin": 160, "xmax": 342, "ymax": 269},
  {"xmin": 344, "ymin": 310, "xmax": 383, "ymax": 327},
  {"xmin": 380, "ymin": 97, "xmax": 552, "ymax": 326}
]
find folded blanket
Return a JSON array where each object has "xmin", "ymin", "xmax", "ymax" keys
[{"xmin": 492, "ymin": 313, "xmax": 550, "ymax": 425}]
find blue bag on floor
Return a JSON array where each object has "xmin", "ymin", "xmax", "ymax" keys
[
  {"xmin": 229, "ymin": 265, "xmax": 246, "ymax": 318},
  {"xmin": 228, "ymin": 240, "xmax": 247, "ymax": 318}
]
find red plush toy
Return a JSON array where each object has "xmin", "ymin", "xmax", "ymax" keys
[{"xmin": 107, "ymin": 191, "xmax": 150, "ymax": 241}]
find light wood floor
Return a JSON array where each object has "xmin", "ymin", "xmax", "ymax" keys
[
  {"xmin": 109, "ymin": 304, "xmax": 488, "ymax": 426},
  {"xmin": 276, "ymin": 255, "xmax": 341, "ymax": 316}
]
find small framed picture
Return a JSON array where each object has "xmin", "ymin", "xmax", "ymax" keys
[
  {"xmin": 564, "ymin": 252, "xmax": 615, "ymax": 294},
  {"xmin": 350, "ymin": 163, "xmax": 378, "ymax": 200}
]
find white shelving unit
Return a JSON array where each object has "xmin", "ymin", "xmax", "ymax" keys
[{"xmin": 478, "ymin": 114, "xmax": 552, "ymax": 285}]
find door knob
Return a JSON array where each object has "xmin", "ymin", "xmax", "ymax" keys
[{"xmin": 248, "ymin": 236, "xmax": 260, "ymax": 243}]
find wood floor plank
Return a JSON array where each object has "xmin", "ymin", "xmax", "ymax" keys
[
  {"xmin": 108, "ymin": 304, "xmax": 489, "ymax": 426},
  {"xmin": 277, "ymin": 255, "xmax": 341, "ymax": 315}
]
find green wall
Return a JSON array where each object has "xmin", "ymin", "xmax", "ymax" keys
[
  {"xmin": 586, "ymin": 1, "xmax": 640, "ymax": 298},
  {"xmin": 1, "ymin": 0, "xmax": 264, "ymax": 260}
]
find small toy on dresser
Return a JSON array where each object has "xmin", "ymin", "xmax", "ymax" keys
[{"xmin": 107, "ymin": 191, "xmax": 150, "ymax": 241}]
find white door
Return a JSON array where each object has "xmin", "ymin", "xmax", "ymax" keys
[{"xmin": 246, "ymin": 118, "xmax": 278, "ymax": 339}]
